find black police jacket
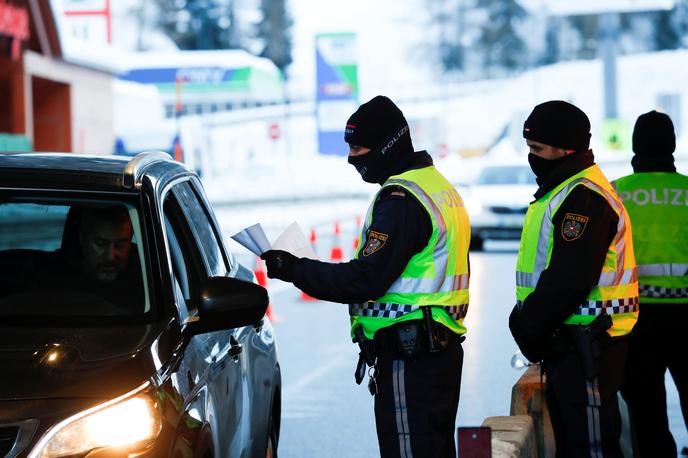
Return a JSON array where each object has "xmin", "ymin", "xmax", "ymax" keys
[
  {"xmin": 509, "ymin": 150, "xmax": 620, "ymax": 362},
  {"xmin": 291, "ymin": 151, "xmax": 440, "ymax": 304}
]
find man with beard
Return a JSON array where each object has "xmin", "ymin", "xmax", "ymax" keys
[
  {"xmin": 261, "ymin": 95, "xmax": 471, "ymax": 457},
  {"xmin": 52, "ymin": 205, "xmax": 145, "ymax": 314},
  {"xmin": 509, "ymin": 100, "xmax": 638, "ymax": 457}
]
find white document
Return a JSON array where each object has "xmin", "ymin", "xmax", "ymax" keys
[
  {"xmin": 272, "ymin": 221, "xmax": 318, "ymax": 260},
  {"xmin": 230, "ymin": 223, "xmax": 271, "ymax": 256}
]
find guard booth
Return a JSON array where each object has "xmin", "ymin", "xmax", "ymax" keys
[{"xmin": 0, "ymin": 0, "xmax": 114, "ymax": 154}]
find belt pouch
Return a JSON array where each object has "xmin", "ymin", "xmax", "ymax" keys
[{"xmin": 396, "ymin": 322, "xmax": 421, "ymax": 358}]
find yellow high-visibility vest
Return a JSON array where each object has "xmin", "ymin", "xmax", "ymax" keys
[
  {"xmin": 516, "ymin": 164, "xmax": 638, "ymax": 337},
  {"xmin": 349, "ymin": 166, "xmax": 471, "ymax": 339},
  {"xmin": 613, "ymin": 172, "xmax": 688, "ymax": 304}
]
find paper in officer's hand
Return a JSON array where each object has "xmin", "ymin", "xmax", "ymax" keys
[
  {"xmin": 230, "ymin": 223, "xmax": 271, "ymax": 256},
  {"xmin": 272, "ymin": 221, "xmax": 318, "ymax": 260}
]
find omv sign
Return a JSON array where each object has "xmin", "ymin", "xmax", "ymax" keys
[{"xmin": 176, "ymin": 67, "xmax": 227, "ymax": 85}]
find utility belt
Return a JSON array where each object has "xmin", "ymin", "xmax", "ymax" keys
[
  {"xmin": 353, "ymin": 306, "xmax": 464, "ymax": 392},
  {"xmin": 548, "ymin": 312, "xmax": 613, "ymax": 380}
]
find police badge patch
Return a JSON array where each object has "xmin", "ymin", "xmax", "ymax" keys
[
  {"xmin": 561, "ymin": 212, "xmax": 589, "ymax": 241},
  {"xmin": 362, "ymin": 231, "xmax": 389, "ymax": 256}
]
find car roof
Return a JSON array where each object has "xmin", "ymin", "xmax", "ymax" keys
[{"xmin": 0, "ymin": 152, "xmax": 187, "ymax": 192}]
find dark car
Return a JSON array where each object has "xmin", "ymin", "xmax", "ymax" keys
[{"xmin": 0, "ymin": 152, "xmax": 280, "ymax": 458}]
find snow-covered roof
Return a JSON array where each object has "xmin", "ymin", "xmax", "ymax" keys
[{"xmin": 120, "ymin": 49, "xmax": 281, "ymax": 76}]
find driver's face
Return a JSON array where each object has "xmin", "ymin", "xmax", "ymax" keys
[{"xmin": 80, "ymin": 219, "xmax": 133, "ymax": 282}]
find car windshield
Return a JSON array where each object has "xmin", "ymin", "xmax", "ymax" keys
[
  {"xmin": 476, "ymin": 165, "xmax": 536, "ymax": 185},
  {"xmin": 0, "ymin": 195, "xmax": 150, "ymax": 322}
]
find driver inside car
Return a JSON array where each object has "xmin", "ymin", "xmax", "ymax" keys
[{"xmin": 43, "ymin": 205, "xmax": 146, "ymax": 314}]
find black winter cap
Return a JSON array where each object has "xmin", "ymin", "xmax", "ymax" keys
[
  {"xmin": 344, "ymin": 95, "xmax": 412, "ymax": 153},
  {"xmin": 632, "ymin": 110, "xmax": 676, "ymax": 156},
  {"xmin": 523, "ymin": 100, "xmax": 591, "ymax": 151}
]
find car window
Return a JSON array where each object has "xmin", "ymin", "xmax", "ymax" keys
[
  {"xmin": 0, "ymin": 196, "xmax": 150, "ymax": 320},
  {"xmin": 162, "ymin": 191, "xmax": 204, "ymax": 321},
  {"xmin": 172, "ymin": 181, "xmax": 227, "ymax": 276},
  {"xmin": 163, "ymin": 214, "xmax": 191, "ymax": 323},
  {"xmin": 477, "ymin": 166, "xmax": 536, "ymax": 185}
]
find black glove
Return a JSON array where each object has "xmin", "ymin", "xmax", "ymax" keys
[
  {"xmin": 509, "ymin": 304, "xmax": 547, "ymax": 363},
  {"xmin": 260, "ymin": 250, "xmax": 299, "ymax": 283}
]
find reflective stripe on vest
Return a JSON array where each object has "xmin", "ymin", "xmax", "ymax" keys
[
  {"xmin": 516, "ymin": 268, "xmax": 637, "ymax": 288},
  {"xmin": 639, "ymin": 285, "xmax": 688, "ymax": 299},
  {"xmin": 516, "ymin": 296, "xmax": 638, "ymax": 315},
  {"xmin": 349, "ymin": 166, "xmax": 471, "ymax": 339},
  {"xmin": 636, "ymin": 263, "xmax": 688, "ymax": 277},
  {"xmin": 516, "ymin": 165, "xmax": 638, "ymax": 336},
  {"xmin": 613, "ymin": 172, "xmax": 688, "ymax": 303},
  {"xmin": 385, "ymin": 274, "xmax": 470, "ymax": 294},
  {"xmin": 349, "ymin": 302, "xmax": 469, "ymax": 321}
]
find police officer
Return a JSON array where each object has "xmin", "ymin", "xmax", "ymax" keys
[
  {"xmin": 509, "ymin": 100, "xmax": 638, "ymax": 457},
  {"xmin": 614, "ymin": 111, "xmax": 688, "ymax": 458},
  {"xmin": 261, "ymin": 95, "xmax": 470, "ymax": 458}
]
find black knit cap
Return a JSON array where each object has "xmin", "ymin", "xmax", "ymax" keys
[
  {"xmin": 523, "ymin": 100, "xmax": 591, "ymax": 151},
  {"xmin": 632, "ymin": 110, "xmax": 676, "ymax": 156},
  {"xmin": 344, "ymin": 95, "xmax": 412, "ymax": 152}
]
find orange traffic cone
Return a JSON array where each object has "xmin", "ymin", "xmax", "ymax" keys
[
  {"xmin": 254, "ymin": 257, "xmax": 276, "ymax": 321},
  {"xmin": 334, "ymin": 221, "xmax": 341, "ymax": 237},
  {"xmin": 330, "ymin": 229, "xmax": 344, "ymax": 262},
  {"xmin": 300, "ymin": 228, "xmax": 320, "ymax": 301}
]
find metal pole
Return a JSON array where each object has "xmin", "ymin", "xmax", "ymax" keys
[{"xmin": 599, "ymin": 12, "xmax": 620, "ymax": 119}]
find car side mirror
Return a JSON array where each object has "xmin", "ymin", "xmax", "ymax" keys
[{"xmin": 187, "ymin": 276, "xmax": 269, "ymax": 335}]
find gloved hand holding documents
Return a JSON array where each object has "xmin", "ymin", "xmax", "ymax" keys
[{"xmin": 231, "ymin": 221, "xmax": 317, "ymax": 260}]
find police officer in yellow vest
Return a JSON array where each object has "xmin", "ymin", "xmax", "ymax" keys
[
  {"xmin": 509, "ymin": 100, "xmax": 638, "ymax": 457},
  {"xmin": 613, "ymin": 111, "xmax": 688, "ymax": 458},
  {"xmin": 261, "ymin": 95, "xmax": 470, "ymax": 457}
]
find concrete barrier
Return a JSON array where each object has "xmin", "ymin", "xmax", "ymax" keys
[
  {"xmin": 509, "ymin": 365, "xmax": 555, "ymax": 458},
  {"xmin": 481, "ymin": 415, "xmax": 536, "ymax": 458},
  {"xmin": 480, "ymin": 363, "xmax": 635, "ymax": 457}
]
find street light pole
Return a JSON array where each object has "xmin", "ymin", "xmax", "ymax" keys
[{"xmin": 599, "ymin": 12, "xmax": 620, "ymax": 119}]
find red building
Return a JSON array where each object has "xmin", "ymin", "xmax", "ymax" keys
[{"xmin": 0, "ymin": 0, "xmax": 113, "ymax": 153}]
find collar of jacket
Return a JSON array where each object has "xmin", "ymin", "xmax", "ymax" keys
[
  {"xmin": 380, "ymin": 150, "xmax": 434, "ymax": 184},
  {"xmin": 631, "ymin": 153, "xmax": 677, "ymax": 173},
  {"xmin": 532, "ymin": 149, "xmax": 595, "ymax": 200}
]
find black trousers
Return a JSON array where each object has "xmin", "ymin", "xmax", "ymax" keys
[
  {"xmin": 543, "ymin": 335, "xmax": 629, "ymax": 458},
  {"xmin": 621, "ymin": 309, "xmax": 688, "ymax": 458},
  {"xmin": 373, "ymin": 332, "xmax": 463, "ymax": 458}
]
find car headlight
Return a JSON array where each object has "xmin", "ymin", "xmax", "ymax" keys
[
  {"xmin": 464, "ymin": 197, "xmax": 484, "ymax": 216},
  {"xmin": 29, "ymin": 381, "xmax": 162, "ymax": 458}
]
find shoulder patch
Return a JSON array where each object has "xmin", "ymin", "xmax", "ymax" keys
[
  {"xmin": 381, "ymin": 186, "xmax": 407, "ymax": 199},
  {"xmin": 362, "ymin": 230, "xmax": 389, "ymax": 256},
  {"xmin": 561, "ymin": 212, "xmax": 589, "ymax": 241}
]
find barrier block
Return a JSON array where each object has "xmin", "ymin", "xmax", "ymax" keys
[
  {"xmin": 510, "ymin": 365, "xmax": 555, "ymax": 458},
  {"xmin": 481, "ymin": 416, "xmax": 536, "ymax": 458}
]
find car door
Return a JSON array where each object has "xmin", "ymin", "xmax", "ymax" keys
[{"xmin": 168, "ymin": 180, "xmax": 251, "ymax": 457}]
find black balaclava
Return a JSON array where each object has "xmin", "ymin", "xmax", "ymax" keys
[
  {"xmin": 523, "ymin": 100, "xmax": 591, "ymax": 183},
  {"xmin": 345, "ymin": 95, "xmax": 414, "ymax": 184},
  {"xmin": 631, "ymin": 110, "xmax": 677, "ymax": 173}
]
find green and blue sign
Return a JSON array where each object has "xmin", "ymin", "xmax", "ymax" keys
[{"xmin": 315, "ymin": 32, "xmax": 359, "ymax": 155}]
